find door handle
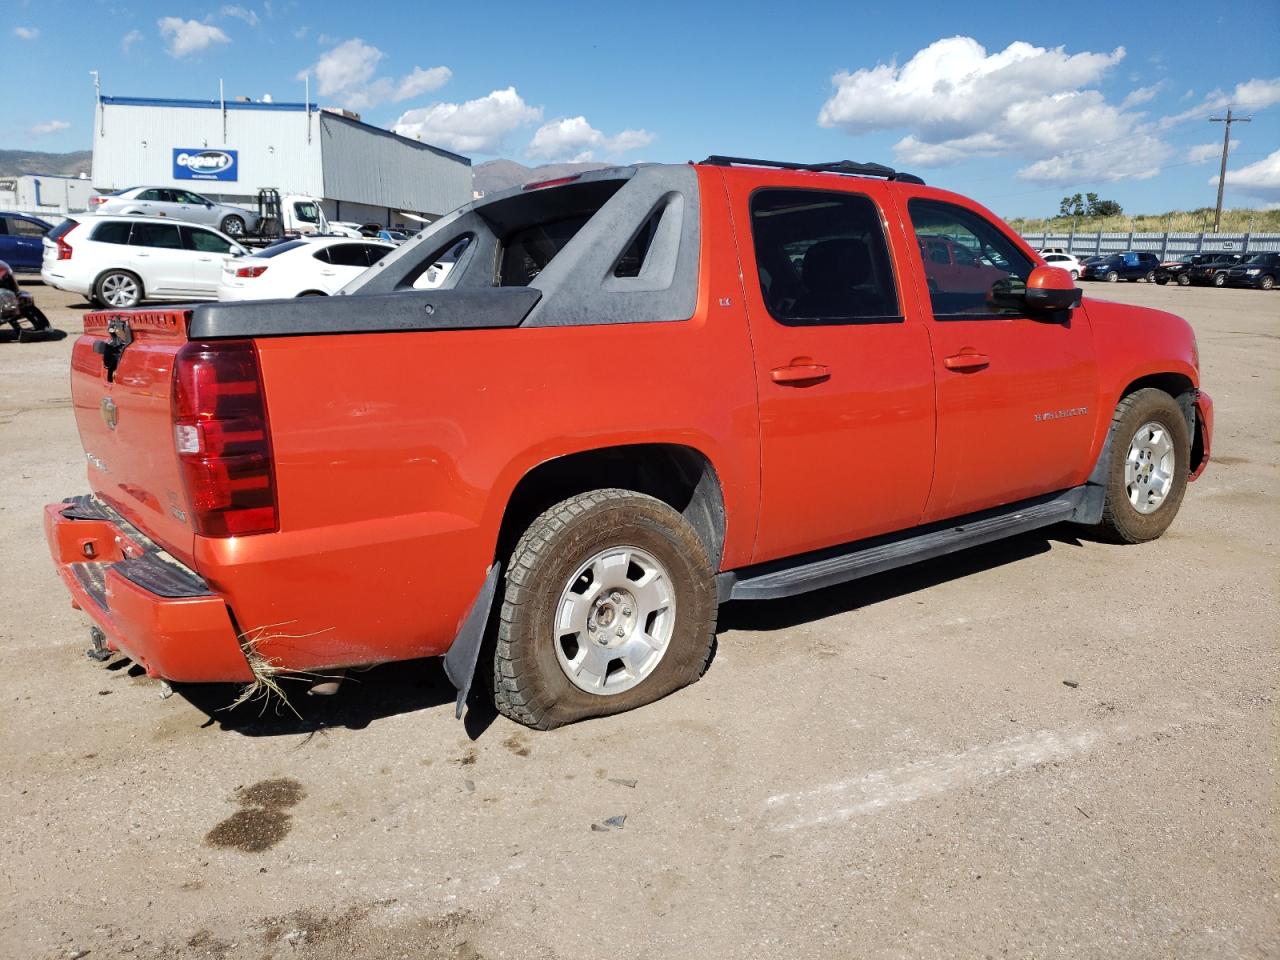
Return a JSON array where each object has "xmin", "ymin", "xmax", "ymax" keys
[
  {"xmin": 944, "ymin": 352, "xmax": 990, "ymax": 371},
  {"xmin": 771, "ymin": 362, "xmax": 831, "ymax": 385}
]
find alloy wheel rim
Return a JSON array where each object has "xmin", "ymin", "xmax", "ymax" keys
[
  {"xmin": 102, "ymin": 275, "xmax": 138, "ymax": 306},
  {"xmin": 1125, "ymin": 420, "xmax": 1175, "ymax": 514},
  {"xmin": 553, "ymin": 545, "xmax": 676, "ymax": 696}
]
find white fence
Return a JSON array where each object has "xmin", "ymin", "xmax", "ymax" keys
[{"xmin": 1019, "ymin": 231, "xmax": 1280, "ymax": 258}]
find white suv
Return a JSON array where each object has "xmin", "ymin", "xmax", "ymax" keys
[{"xmin": 42, "ymin": 216, "xmax": 248, "ymax": 308}]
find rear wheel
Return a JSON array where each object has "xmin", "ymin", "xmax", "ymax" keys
[
  {"xmin": 1094, "ymin": 388, "xmax": 1190, "ymax": 544},
  {"xmin": 94, "ymin": 270, "xmax": 143, "ymax": 308},
  {"xmin": 297, "ymin": 290, "xmax": 327, "ymax": 297},
  {"xmin": 492, "ymin": 489, "xmax": 717, "ymax": 729},
  {"xmin": 1176, "ymin": 273, "xmax": 1191, "ymax": 286},
  {"xmin": 1212, "ymin": 272, "xmax": 1226, "ymax": 287},
  {"xmin": 1070, "ymin": 270, "xmax": 1079, "ymax": 280},
  {"xmin": 1144, "ymin": 270, "xmax": 1156, "ymax": 283},
  {"xmin": 219, "ymin": 215, "xmax": 245, "ymax": 237}
]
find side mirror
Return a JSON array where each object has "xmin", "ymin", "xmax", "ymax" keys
[{"xmin": 1025, "ymin": 265, "xmax": 1082, "ymax": 312}]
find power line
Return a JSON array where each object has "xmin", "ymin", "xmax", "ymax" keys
[{"xmin": 1209, "ymin": 107, "xmax": 1250, "ymax": 233}]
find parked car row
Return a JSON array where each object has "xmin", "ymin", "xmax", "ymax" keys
[
  {"xmin": 40, "ymin": 213, "xmax": 397, "ymax": 307},
  {"xmin": 1039, "ymin": 247, "xmax": 1278, "ymax": 290}
]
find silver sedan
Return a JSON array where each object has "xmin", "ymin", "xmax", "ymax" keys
[{"xmin": 91, "ymin": 187, "xmax": 260, "ymax": 238}]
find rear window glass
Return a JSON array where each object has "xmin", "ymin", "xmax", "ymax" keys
[
  {"xmin": 92, "ymin": 221, "xmax": 133, "ymax": 245},
  {"xmin": 48, "ymin": 219, "xmax": 80, "ymax": 241},
  {"xmin": 130, "ymin": 222, "xmax": 182, "ymax": 249},
  {"xmin": 499, "ymin": 214, "xmax": 592, "ymax": 286},
  {"xmin": 256, "ymin": 239, "xmax": 308, "ymax": 258}
]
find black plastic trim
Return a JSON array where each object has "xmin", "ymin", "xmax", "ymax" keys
[
  {"xmin": 187, "ymin": 288, "xmax": 542, "ymax": 339},
  {"xmin": 60, "ymin": 495, "xmax": 212, "ymax": 599},
  {"xmin": 703, "ymin": 155, "xmax": 925, "ymax": 185},
  {"xmin": 717, "ymin": 487, "xmax": 1086, "ymax": 601}
]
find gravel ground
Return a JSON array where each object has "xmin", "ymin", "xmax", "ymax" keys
[{"xmin": 0, "ymin": 280, "xmax": 1276, "ymax": 960}]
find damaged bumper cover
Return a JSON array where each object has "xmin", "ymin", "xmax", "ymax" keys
[{"xmin": 44, "ymin": 495, "xmax": 253, "ymax": 682}]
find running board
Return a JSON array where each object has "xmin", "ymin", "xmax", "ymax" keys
[{"xmin": 719, "ymin": 487, "xmax": 1087, "ymax": 602}]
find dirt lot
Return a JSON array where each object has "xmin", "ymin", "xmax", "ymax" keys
[{"xmin": 1, "ymin": 280, "xmax": 1276, "ymax": 960}]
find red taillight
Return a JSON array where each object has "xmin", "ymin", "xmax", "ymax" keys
[
  {"xmin": 56, "ymin": 225, "xmax": 78, "ymax": 260},
  {"xmin": 235, "ymin": 264, "xmax": 268, "ymax": 278},
  {"xmin": 171, "ymin": 340, "xmax": 278, "ymax": 537},
  {"xmin": 89, "ymin": 195, "xmax": 109, "ymax": 207}
]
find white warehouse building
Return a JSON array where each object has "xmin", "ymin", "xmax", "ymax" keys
[
  {"xmin": 0, "ymin": 174, "xmax": 96, "ymax": 216},
  {"xmin": 91, "ymin": 95, "xmax": 473, "ymax": 229}
]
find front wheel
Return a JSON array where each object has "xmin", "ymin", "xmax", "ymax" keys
[
  {"xmin": 1155, "ymin": 274, "xmax": 1169, "ymax": 285},
  {"xmin": 1094, "ymin": 388, "xmax": 1190, "ymax": 543},
  {"xmin": 1259, "ymin": 274, "xmax": 1275, "ymax": 291},
  {"xmin": 492, "ymin": 490, "xmax": 717, "ymax": 729},
  {"xmin": 1105, "ymin": 271, "xmax": 1119, "ymax": 283},
  {"xmin": 1070, "ymin": 270, "xmax": 1079, "ymax": 280},
  {"xmin": 94, "ymin": 270, "xmax": 143, "ymax": 308},
  {"xmin": 219, "ymin": 215, "xmax": 245, "ymax": 237}
]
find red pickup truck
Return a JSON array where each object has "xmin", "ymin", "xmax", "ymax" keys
[{"xmin": 45, "ymin": 157, "xmax": 1213, "ymax": 729}]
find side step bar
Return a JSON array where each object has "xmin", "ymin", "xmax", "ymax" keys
[{"xmin": 718, "ymin": 487, "xmax": 1088, "ymax": 602}]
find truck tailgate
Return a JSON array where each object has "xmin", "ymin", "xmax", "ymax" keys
[{"xmin": 71, "ymin": 310, "xmax": 195, "ymax": 568}]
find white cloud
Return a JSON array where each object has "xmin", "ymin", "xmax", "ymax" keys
[
  {"xmin": 1188, "ymin": 140, "xmax": 1239, "ymax": 164},
  {"xmin": 819, "ymin": 37, "xmax": 1124, "ymax": 139},
  {"xmin": 220, "ymin": 5, "xmax": 259, "ymax": 26},
  {"xmin": 1160, "ymin": 77, "xmax": 1280, "ymax": 128},
  {"xmin": 816, "ymin": 36, "xmax": 1193, "ymax": 185},
  {"xmin": 121, "ymin": 29, "xmax": 142, "ymax": 54},
  {"xmin": 297, "ymin": 38, "xmax": 450, "ymax": 111},
  {"xmin": 393, "ymin": 87, "xmax": 542, "ymax": 154},
  {"xmin": 31, "ymin": 120, "xmax": 70, "ymax": 135},
  {"xmin": 13, "ymin": 26, "xmax": 39, "ymax": 40},
  {"xmin": 157, "ymin": 17, "xmax": 230, "ymax": 58},
  {"xmin": 395, "ymin": 66, "xmax": 452, "ymax": 101},
  {"xmin": 293, "ymin": 25, "xmax": 308, "ymax": 39},
  {"xmin": 1219, "ymin": 148, "xmax": 1280, "ymax": 200},
  {"xmin": 527, "ymin": 116, "xmax": 653, "ymax": 161},
  {"xmin": 1121, "ymin": 83, "xmax": 1162, "ymax": 108}
]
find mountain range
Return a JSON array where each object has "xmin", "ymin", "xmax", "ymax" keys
[{"xmin": 0, "ymin": 149, "xmax": 92, "ymax": 178}]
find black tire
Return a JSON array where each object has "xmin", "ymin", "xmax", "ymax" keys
[
  {"xmin": 1155, "ymin": 274, "xmax": 1169, "ymax": 285},
  {"xmin": 1212, "ymin": 272, "xmax": 1226, "ymax": 287},
  {"xmin": 1105, "ymin": 271, "xmax": 1119, "ymax": 283},
  {"xmin": 220, "ymin": 215, "xmax": 246, "ymax": 237},
  {"xmin": 1259, "ymin": 275, "xmax": 1275, "ymax": 291},
  {"xmin": 492, "ymin": 489, "xmax": 717, "ymax": 729},
  {"xmin": 93, "ymin": 269, "xmax": 143, "ymax": 308},
  {"xmin": 1176, "ymin": 273, "xmax": 1191, "ymax": 286},
  {"xmin": 297, "ymin": 290, "xmax": 327, "ymax": 297},
  {"xmin": 1094, "ymin": 388, "xmax": 1190, "ymax": 544}
]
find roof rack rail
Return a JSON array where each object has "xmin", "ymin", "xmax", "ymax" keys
[{"xmin": 700, "ymin": 155, "xmax": 925, "ymax": 186}]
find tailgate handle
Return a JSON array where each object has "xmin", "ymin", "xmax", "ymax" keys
[{"xmin": 93, "ymin": 317, "xmax": 133, "ymax": 383}]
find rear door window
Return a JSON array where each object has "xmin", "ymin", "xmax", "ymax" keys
[
  {"xmin": 10, "ymin": 217, "xmax": 47, "ymax": 237},
  {"xmin": 129, "ymin": 222, "xmax": 183, "ymax": 249},
  {"xmin": 91, "ymin": 221, "xmax": 133, "ymax": 245},
  {"xmin": 359, "ymin": 243, "xmax": 393, "ymax": 266},
  {"xmin": 749, "ymin": 188, "xmax": 900, "ymax": 325},
  {"xmin": 326, "ymin": 243, "xmax": 373, "ymax": 268}
]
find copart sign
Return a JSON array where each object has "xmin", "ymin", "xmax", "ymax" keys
[{"xmin": 173, "ymin": 148, "xmax": 238, "ymax": 181}]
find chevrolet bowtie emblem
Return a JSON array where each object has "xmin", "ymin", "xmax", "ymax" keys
[{"xmin": 100, "ymin": 396, "xmax": 118, "ymax": 430}]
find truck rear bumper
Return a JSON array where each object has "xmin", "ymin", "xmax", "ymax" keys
[{"xmin": 44, "ymin": 496, "xmax": 254, "ymax": 683}]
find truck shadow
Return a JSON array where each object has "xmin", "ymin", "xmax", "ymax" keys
[
  {"xmin": 175, "ymin": 526, "xmax": 1084, "ymax": 740},
  {"xmin": 175, "ymin": 657, "xmax": 503, "ymax": 740},
  {"xmin": 718, "ymin": 525, "xmax": 1080, "ymax": 633}
]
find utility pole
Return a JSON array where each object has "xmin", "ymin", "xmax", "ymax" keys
[{"xmin": 1210, "ymin": 107, "xmax": 1250, "ymax": 233}]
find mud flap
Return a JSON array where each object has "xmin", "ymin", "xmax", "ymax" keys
[{"xmin": 443, "ymin": 562, "xmax": 501, "ymax": 720}]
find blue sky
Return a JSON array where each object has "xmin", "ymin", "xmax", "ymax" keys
[{"xmin": 5, "ymin": 0, "xmax": 1279, "ymax": 218}]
